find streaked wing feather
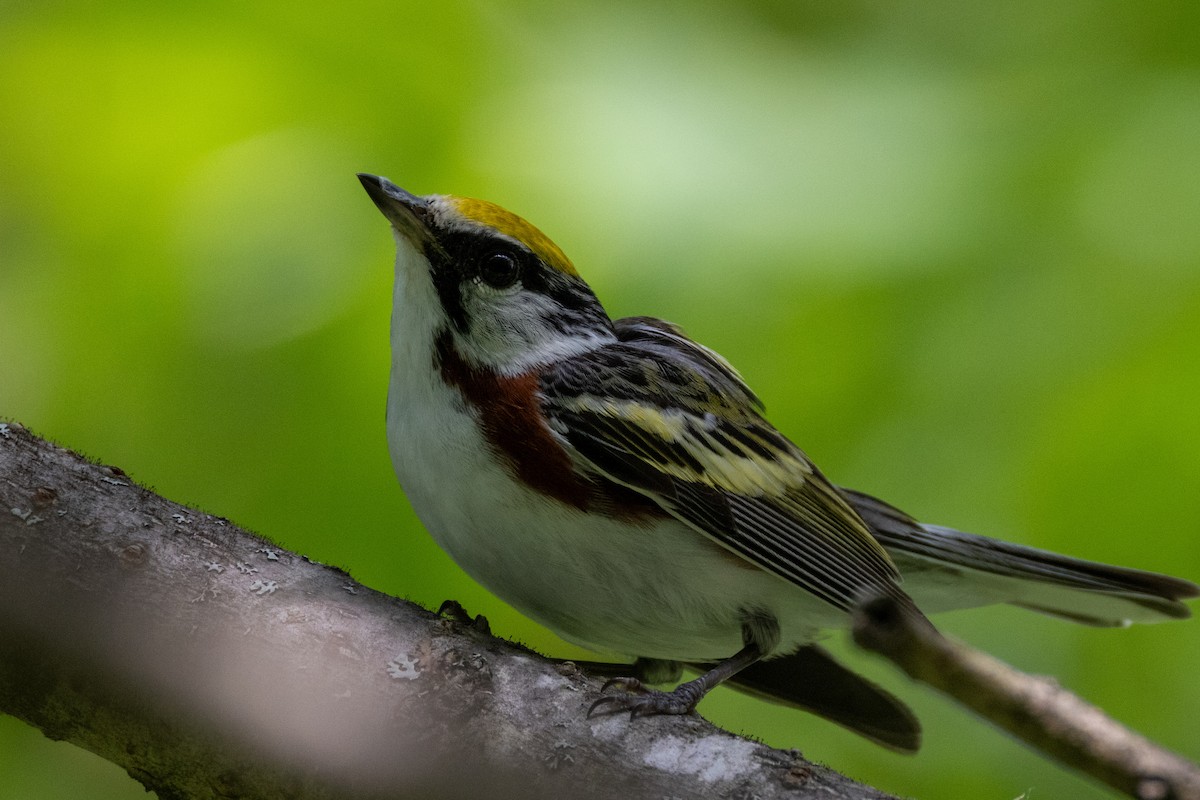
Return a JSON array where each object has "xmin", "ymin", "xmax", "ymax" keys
[
  {"xmin": 614, "ymin": 316, "xmax": 765, "ymax": 410},
  {"xmin": 541, "ymin": 319, "xmax": 904, "ymax": 612},
  {"xmin": 722, "ymin": 493, "xmax": 879, "ymax": 610}
]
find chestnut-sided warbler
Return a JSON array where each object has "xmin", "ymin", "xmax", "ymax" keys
[{"xmin": 358, "ymin": 173, "xmax": 1197, "ymax": 752}]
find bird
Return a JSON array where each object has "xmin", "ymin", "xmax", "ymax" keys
[{"xmin": 357, "ymin": 172, "xmax": 1198, "ymax": 752}]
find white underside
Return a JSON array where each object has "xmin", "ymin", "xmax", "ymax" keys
[
  {"xmin": 386, "ymin": 377, "xmax": 842, "ymax": 660},
  {"xmin": 385, "ymin": 237, "xmax": 842, "ymax": 661}
]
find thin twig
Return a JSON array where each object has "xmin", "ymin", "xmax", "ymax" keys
[{"xmin": 853, "ymin": 595, "xmax": 1200, "ymax": 800}]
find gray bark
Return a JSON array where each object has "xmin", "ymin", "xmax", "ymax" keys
[{"xmin": 0, "ymin": 421, "xmax": 898, "ymax": 800}]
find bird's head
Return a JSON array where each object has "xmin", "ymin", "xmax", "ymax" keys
[{"xmin": 359, "ymin": 173, "xmax": 614, "ymax": 375}]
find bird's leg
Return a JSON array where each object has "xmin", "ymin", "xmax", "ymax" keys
[
  {"xmin": 589, "ymin": 644, "xmax": 764, "ymax": 717},
  {"xmin": 588, "ymin": 613, "xmax": 776, "ymax": 718}
]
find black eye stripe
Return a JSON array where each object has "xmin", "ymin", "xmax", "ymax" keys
[
  {"xmin": 429, "ymin": 228, "xmax": 604, "ymax": 335},
  {"xmin": 425, "ymin": 241, "xmax": 469, "ymax": 332}
]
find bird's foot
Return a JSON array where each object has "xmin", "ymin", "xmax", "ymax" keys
[
  {"xmin": 436, "ymin": 599, "xmax": 491, "ymax": 635},
  {"xmin": 588, "ymin": 676, "xmax": 706, "ymax": 718}
]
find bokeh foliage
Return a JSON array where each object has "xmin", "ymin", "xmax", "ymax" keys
[{"xmin": 1, "ymin": 1, "xmax": 1198, "ymax": 798}]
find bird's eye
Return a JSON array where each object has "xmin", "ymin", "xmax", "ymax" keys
[{"xmin": 478, "ymin": 250, "xmax": 521, "ymax": 289}]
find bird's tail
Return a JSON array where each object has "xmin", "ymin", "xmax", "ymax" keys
[
  {"xmin": 695, "ymin": 644, "xmax": 921, "ymax": 753},
  {"xmin": 842, "ymin": 488, "xmax": 1199, "ymax": 627}
]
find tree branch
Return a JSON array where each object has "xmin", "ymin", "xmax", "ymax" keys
[
  {"xmin": 0, "ymin": 421, "xmax": 896, "ymax": 800},
  {"xmin": 853, "ymin": 596, "xmax": 1200, "ymax": 800}
]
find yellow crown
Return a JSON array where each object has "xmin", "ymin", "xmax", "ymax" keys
[{"xmin": 449, "ymin": 196, "xmax": 577, "ymax": 277}]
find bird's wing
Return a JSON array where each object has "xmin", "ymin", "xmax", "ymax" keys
[{"xmin": 539, "ymin": 316, "xmax": 904, "ymax": 612}]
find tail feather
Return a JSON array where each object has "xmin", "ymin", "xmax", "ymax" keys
[
  {"xmin": 842, "ymin": 488, "xmax": 1199, "ymax": 626},
  {"xmin": 696, "ymin": 644, "xmax": 921, "ymax": 753}
]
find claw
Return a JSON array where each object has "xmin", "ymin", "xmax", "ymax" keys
[
  {"xmin": 587, "ymin": 677, "xmax": 705, "ymax": 718},
  {"xmin": 586, "ymin": 639, "xmax": 761, "ymax": 722},
  {"xmin": 436, "ymin": 599, "xmax": 491, "ymax": 634},
  {"xmin": 586, "ymin": 695, "xmax": 624, "ymax": 718},
  {"xmin": 599, "ymin": 676, "xmax": 646, "ymax": 694},
  {"xmin": 437, "ymin": 599, "xmax": 472, "ymax": 623}
]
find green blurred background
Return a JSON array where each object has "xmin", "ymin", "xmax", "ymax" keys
[{"xmin": 2, "ymin": 1, "xmax": 1198, "ymax": 797}]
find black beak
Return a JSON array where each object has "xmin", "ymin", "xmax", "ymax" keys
[{"xmin": 357, "ymin": 173, "xmax": 434, "ymax": 245}]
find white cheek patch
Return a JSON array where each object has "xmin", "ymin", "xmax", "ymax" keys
[{"xmin": 451, "ymin": 287, "xmax": 612, "ymax": 375}]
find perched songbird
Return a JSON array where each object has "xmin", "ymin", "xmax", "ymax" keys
[{"xmin": 358, "ymin": 173, "xmax": 1198, "ymax": 752}]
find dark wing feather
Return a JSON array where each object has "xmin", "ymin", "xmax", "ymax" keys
[{"xmin": 541, "ymin": 317, "xmax": 907, "ymax": 613}]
